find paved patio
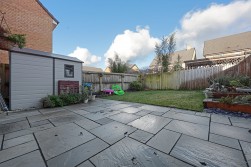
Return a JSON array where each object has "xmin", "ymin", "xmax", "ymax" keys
[{"xmin": 0, "ymin": 99, "xmax": 250, "ymax": 167}]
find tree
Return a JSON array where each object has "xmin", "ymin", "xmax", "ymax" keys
[
  {"xmin": 173, "ymin": 54, "xmax": 183, "ymax": 71},
  {"xmin": 155, "ymin": 33, "xmax": 176, "ymax": 72},
  {"xmin": 108, "ymin": 54, "xmax": 128, "ymax": 73}
]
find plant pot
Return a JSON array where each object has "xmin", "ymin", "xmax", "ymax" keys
[
  {"xmin": 0, "ymin": 36, "xmax": 15, "ymax": 50},
  {"xmin": 203, "ymin": 99, "xmax": 251, "ymax": 114},
  {"xmin": 91, "ymin": 95, "xmax": 96, "ymax": 101},
  {"xmin": 84, "ymin": 99, "xmax": 88, "ymax": 103}
]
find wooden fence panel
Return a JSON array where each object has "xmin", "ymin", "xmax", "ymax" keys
[{"xmin": 82, "ymin": 72, "xmax": 139, "ymax": 92}]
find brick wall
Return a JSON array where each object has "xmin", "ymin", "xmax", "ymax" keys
[
  {"xmin": 0, "ymin": 51, "xmax": 9, "ymax": 64},
  {"xmin": 0, "ymin": 0, "xmax": 57, "ymax": 52}
]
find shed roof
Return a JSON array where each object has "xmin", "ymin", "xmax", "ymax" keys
[
  {"xmin": 150, "ymin": 48, "xmax": 196, "ymax": 67},
  {"xmin": 82, "ymin": 66, "xmax": 103, "ymax": 72},
  {"xmin": 203, "ymin": 31, "xmax": 251, "ymax": 57}
]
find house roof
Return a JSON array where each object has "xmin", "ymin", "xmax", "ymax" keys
[
  {"xmin": 36, "ymin": 0, "xmax": 59, "ymax": 24},
  {"xmin": 82, "ymin": 66, "xmax": 103, "ymax": 72},
  {"xmin": 149, "ymin": 48, "xmax": 196, "ymax": 68},
  {"xmin": 203, "ymin": 31, "xmax": 251, "ymax": 57}
]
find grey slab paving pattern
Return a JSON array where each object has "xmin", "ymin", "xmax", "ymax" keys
[
  {"xmin": 171, "ymin": 135, "xmax": 247, "ymax": 167},
  {"xmin": 129, "ymin": 130, "xmax": 154, "ymax": 143},
  {"xmin": 165, "ymin": 120, "xmax": 209, "ymax": 140},
  {"xmin": 0, "ymin": 99, "xmax": 250, "ymax": 167},
  {"xmin": 47, "ymin": 138, "xmax": 108, "ymax": 167},
  {"xmin": 109, "ymin": 112, "xmax": 140, "ymax": 124},
  {"xmin": 147, "ymin": 129, "xmax": 181, "ymax": 154},
  {"xmin": 90, "ymin": 137, "xmax": 192, "ymax": 167},
  {"xmin": 209, "ymin": 133, "xmax": 241, "ymax": 150},
  {"xmin": 35, "ymin": 123, "xmax": 95, "ymax": 160},
  {"xmin": 91, "ymin": 121, "xmax": 136, "ymax": 144},
  {"xmin": 129, "ymin": 114, "xmax": 171, "ymax": 134}
]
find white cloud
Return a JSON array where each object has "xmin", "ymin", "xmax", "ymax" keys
[
  {"xmin": 176, "ymin": 0, "xmax": 251, "ymax": 58},
  {"xmin": 104, "ymin": 27, "xmax": 160, "ymax": 65},
  {"xmin": 68, "ymin": 47, "xmax": 101, "ymax": 65}
]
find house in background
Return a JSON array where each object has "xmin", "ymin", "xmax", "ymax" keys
[
  {"xmin": 82, "ymin": 66, "xmax": 103, "ymax": 73},
  {"xmin": 149, "ymin": 47, "xmax": 196, "ymax": 72},
  {"xmin": 104, "ymin": 64, "xmax": 140, "ymax": 74},
  {"xmin": 185, "ymin": 31, "xmax": 251, "ymax": 68},
  {"xmin": 0, "ymin": 0, "xmax": 83, "ymax": 111}
]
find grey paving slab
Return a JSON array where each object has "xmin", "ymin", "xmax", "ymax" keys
[
  {"xmin": 0, "ymin": 141, "xmax": 38, "ymax": 163},
  {"xmin": 0, "ymin": 117, "xmax": 26, "ymax": 125},
  {"xmin": 0, "ymin": 150, "xmax": 46, "ymax": 167},
  {"xmin": 229, "ymin": 117, "xmax": 251, "ymax": 129},
  {"xmin": 169, "ymin": 108, "xmax": 196, "ymax": 115},
  {"xmin": 47, "ymin": 138, "xmax": 109, "ymax": 167},
  {"xmin": 28, "ymin": 110, "xmax": 72, "ymax": 123},
  {"xmin": 49, "ymin": 114, "xmax": 85, "ymax": 126},
  {"xmin": 119, "ymin": 107, "xmax": 142, "ymax": 114},
  {"xmin": 35, "ymin": 123, "xmax": 95, "ymax": 160},
  {"xmin": 4, "ymin": 123, "xmax": 53, "ymax": 140},
  {"xmin": 134, "ymin": 109, "xmax": 152, "ymax": 116},
  {"xmin": 5, "ymin": 110, "xmax": 40, "ymax": 118},
  {"xmin": 30, "ymin": 119, "xmax": 50, "ymax": 127},
  {"xmin": 147, "ymin": 129, "xmax": 181, "ymax": 154},
  {"xmin": 95, "ymin": 117, "xmax": 114, "ymax": 125},
  {"xmin": 109, "ymin": 112, "xmax": 140, "ymax": 124},
  {"xmin": 0, "ymin": 120, "xmax": 30, "ymax": 135},
  {"xmin": 80, "ymin": 106, "xmax": 104, "ymax": 112},
  {"xmin": 74, "ymin": 118, "xmax": 100, "ymax": 130},
  {"xmin": 77, "ymin": 161, "xmax": 95, "ymax": 167},
  {"xmin": 195, "ymin": 112, "xmax": 211, "ymax": 117},
  {"xmin": 129, "ymin": 130, "xmax": 154, "ymax": 143},
  {"xmin": 3, "ymin": 134, "xmax": 34, "ymax": 149},
  {"xmin": 163, "ymin": 112, "xmax": 210, "ymax": 125},
  {"xmin": 109, "ymin": 103, "xmax": 133, "ymax": 110},
  {"xmin": 139, "ymin": 105, "xmax": 170, "ymax": 112},
  {"xmin": 149, "ymin": 111, "xmax": 166, "ymax": 116},
  {"xmin": 129, "ymin": 115, "xmax": 171, "ymax": 134},
  {"xmin": 91, "ymin": 121, "xmax": 136, "ymax": 145},
  {"xmin": 211, "ymin": 122, "xmax": 251, "ymax": 142},
  {"xmin": 90, "ymin": 137, "xmax": 192, "ymax": 167},
  {"xmin": 240, "ymin": 141, "xmax": 251, "ymax": 167},
  {"xmin": 165, "ymin": 120, "xmax": 209, "ymax": 140},
  {"xmin": 71, "ymin": 109, "xmax": 89, "ymax": 116},
  {"xmin": 171, "ymin": 135, "xmax": 247, "ymax": 167},
  {"xmin": 211, "ymin": 114, "xmax": 231, "ymax": 125},
  {"xmin": 39, "ymin": 108, "xmax": 68, "ymax": 114},
  {"xmin": 0, "ymin": 135, "xmax": 2, "ymax": 150},
  {"xmin": 84, "ymin": 110, "xmax": 121, "ymax": 121},
  {"xmin": 209, "ymin": 134, "xmax": 241, "ymax": 150}
]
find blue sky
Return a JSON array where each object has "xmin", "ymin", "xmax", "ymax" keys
[{"xmin": 40, "ymin": 0, "xmax": 251, "ymax": 69}]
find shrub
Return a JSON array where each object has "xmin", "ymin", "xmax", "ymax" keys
[
  {"xmin": 129, "ymin": 81, "xmax": 143, "ymax": 91},
  {"xmin": 219, "ymin": 96, "xmax": 233, "ymax": 104}
]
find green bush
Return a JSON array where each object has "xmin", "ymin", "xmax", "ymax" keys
[
  {"xmin": 219, "ymin": 96, "xmax": 233, "ymax": 104},
  {"xmin": 42, "ymin": 93, "xmax": 85, "ymax": 108},
  {"xmin": 129, "ymin": 81, "xmax": 143, "ymax": 91},
  {"xmin": 213, "ymin": 75, "xmax": 251, "ymax": 87}
]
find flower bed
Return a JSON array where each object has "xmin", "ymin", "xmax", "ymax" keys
[{"xmin": 203, "ymin": 99, "xmax": 251, "ymax": 114}]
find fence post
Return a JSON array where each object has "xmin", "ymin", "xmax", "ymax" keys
[
  {"xmin": 99, "ymin": 73, "xmax": 103, "ymax": 91},
  {"xmin": 121, "ymin": 74, "xmax": 124, "ymax": 90}
]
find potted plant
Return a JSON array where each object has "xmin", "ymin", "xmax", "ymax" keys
[{"xmin": 82, "ymin": 87, "xmax": 89, "ymax": 103}]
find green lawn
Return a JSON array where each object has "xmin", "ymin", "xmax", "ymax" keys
[{"xmin": 103, "ymin": 90, "xmax": 204, "ymax": 112}]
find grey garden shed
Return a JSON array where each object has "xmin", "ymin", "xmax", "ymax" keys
[{"xmin": 7, "ymin": 48, "xmax": 82, "ymax": 110}]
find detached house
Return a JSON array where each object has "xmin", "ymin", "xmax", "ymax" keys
[
  {"xmin": 0, "ymin": 0, "xmax": 82, "ymax": 110},
  {"xmin": 149, "ymin": 47, "xmax": 196, "ymax": 72},
  {"xmin": 185, "ymin": 31, "xmax": 251, "ymax": 68}
]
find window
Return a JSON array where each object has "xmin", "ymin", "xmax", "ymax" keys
[{"xmin": 64, "ymin": 64, "xmax": 74, "ymax": 78}]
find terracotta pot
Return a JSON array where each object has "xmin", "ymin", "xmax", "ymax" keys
[{"xmin": 203, "ymin": 100, "xmax": 251, "ymax": 114}]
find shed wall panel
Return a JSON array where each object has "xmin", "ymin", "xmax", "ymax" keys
[
  {"xmin": 54, "ymin": 59, "xmax": 82, "ymax": 95},
  {"xmin": 10, "ymin": 52, "xmax": 53, "ymax": 110}
]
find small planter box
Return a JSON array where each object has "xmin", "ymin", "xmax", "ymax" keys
[{"xmin": 203, "ymin": 99, "xmax": 251, "ymax": 114}]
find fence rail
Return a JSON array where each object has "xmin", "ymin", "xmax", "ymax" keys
[
  {"xmin": 82, "ymin": 72, "xmax": 139, "ymax": 92},
  {"xmin": 143, "ymin": 55, "xmax": 251, "ymax": 90}
]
